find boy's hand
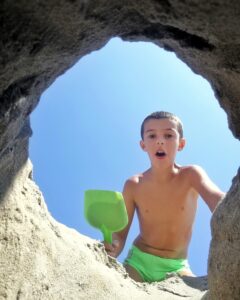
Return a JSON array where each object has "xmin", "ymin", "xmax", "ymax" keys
[{"xmin": 103, "ymin": 240, "xmax": 120, "ymax": 258}]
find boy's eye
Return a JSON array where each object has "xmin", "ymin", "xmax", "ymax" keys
[
  {"xmin": 165, "ymin": 134, "xmax": 173, "ymax": 139},
  {"xmin": 148, "ymin": 134, "xmax": 156, "ymax": 139}
]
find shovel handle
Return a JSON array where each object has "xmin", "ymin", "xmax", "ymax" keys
[{"xmin": 101, "ymin": 224, "xmax": 112, "ymax": 244}]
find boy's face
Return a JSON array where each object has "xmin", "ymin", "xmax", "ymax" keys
[{"xmin": 140, "ymin": 118, "xmax": 186, "ymax": 166}]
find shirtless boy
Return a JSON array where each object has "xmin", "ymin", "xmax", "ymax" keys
[{"xmin": 104, "ymin": 111, "xmax": 225, "ymax": 283}]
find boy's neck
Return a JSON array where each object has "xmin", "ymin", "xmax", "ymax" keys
[{"xmin": 149, "ymin": 163, "xmax": 180, "ymax": 182}]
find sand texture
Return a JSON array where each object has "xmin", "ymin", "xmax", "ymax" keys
[{"xmin": 0, "ymin": 160, "xmax": 208, "ymax": 299}]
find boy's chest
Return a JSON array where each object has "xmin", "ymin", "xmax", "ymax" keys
[{"xmin": 134, "ymin": 179, "xmax": 196, "ymax": 220}]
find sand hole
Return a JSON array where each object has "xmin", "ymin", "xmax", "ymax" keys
[{"xmin": 30, "ymin": 38, "xmax": 240, "ymax": 276}]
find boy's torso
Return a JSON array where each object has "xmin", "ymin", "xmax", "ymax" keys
[{"xmin": 131, "ymin": 166, "xmax": 198, "ymax": 259}]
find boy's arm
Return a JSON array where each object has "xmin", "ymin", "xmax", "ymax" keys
[
  {"xmin": 104, "ymin": 178, "xmax": 136, "ymax": 257},
  {"xmin": 189, "ymin": 165, "xmax": 225, "ymax": 212}
]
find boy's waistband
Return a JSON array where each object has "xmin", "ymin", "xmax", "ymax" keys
[{"xmin": 131, "ymin": 245, "xmax": 189, "ymax": 265}]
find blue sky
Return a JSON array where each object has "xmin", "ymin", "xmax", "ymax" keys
[{"xmin": 30, "ymin": 37, "xmax": 240, "ymax": 276}]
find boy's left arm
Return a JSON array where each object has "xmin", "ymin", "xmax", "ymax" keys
[{"xmin": 189, "ymin": 165, "xmax": 225, "ymax": 212}]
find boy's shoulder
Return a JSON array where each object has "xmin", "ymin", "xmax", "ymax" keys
[
  {"xmin": 123, "ymin": 172, "xmax": 147, "ymax": 191},
  {"xmin": 179, "ymin": 164, "xmax": 208, "ymax": 184},
  {"xmin": 182, "ymin": 164, "xmax": 206, "ymax": 174},
  {"xmin": 123, "ymin": 174, "xmax": 144, "ymax": 201},
  {"xmin": 125, "ymin": 173, "xmax": 144, "ymax": 185},
  {"xmin": 124, "ymin": 165, "xmax": 206, "ymax": 188},
  {"xmin": 178, "ymin": 164, "xmax": 205, "ymax": 174}
]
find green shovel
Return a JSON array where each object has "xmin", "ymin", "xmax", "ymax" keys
[{"xmin": 84, "ymin": 190, "xmax": 128, "ymax": 244}]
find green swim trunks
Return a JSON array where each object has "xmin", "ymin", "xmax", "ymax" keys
[{"xmin": 124, "ymin": 245, "xmax": 190, "ymax": 282}]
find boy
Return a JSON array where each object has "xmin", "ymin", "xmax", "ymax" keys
[{"xmin": 104, "ymin": 111, "xmax": 225, "ymax": 283}]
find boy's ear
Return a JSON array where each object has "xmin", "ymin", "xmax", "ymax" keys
[
  {"xmin": 178, "ymin": 138, "xmax": 186, "ymax": 151},
  {"xmin": 140, "ymin": 140, "xmax": 146, "ymax": 151}
]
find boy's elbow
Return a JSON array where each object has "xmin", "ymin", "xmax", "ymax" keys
[{"xmin": 210, "ymin": 193, "xmax": 225, "ymax": 213}]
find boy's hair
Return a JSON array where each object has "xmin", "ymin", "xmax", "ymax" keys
[{"xmin": 140, "ymin": 111, "xmax": 184, "ymax": 139}]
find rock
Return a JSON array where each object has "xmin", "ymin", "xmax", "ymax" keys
[
  {"xmin": 208, "ymin": 173, "xmax": 240, "ymax": 299},
  {"xmin": 0, "ymin": 160, "xmax": 207, "ymax": 299},
  {"xmin": 0, "ymin": 1, "xmax": 240, "ymax": 299}
]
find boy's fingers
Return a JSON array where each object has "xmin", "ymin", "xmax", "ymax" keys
[
  {"xmin": 105, "ymin": 249, "xmax": 115, "ymax": 257},
  {"xmin": 102, "ymin": 242, "xmax": 119, "ymax": 257},
  {"xmin": 112, "ymin": 239, "xmax": 120, "ymax": 247},
  {"xmin": 102, "ymin": 240, "xmax": 120, "ymax": 257},
  {"xmin": 103, "ymin": 241, "xmax": 114, "ymax": 252}
]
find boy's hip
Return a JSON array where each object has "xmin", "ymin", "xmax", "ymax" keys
[{"xmin": 123, "ymin": 245, "xmax": 191, "ymax": 282}]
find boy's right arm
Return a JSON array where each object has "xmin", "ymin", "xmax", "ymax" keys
[
  {"xmin": 189, "ymin": 165, "xmax": 225, "ymax": 212},
  {"xmin": 104, "ymin": 178, "xmax": 137, "ymax": 257}
]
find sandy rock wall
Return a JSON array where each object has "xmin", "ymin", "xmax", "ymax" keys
[
  {"xmin": 0, "ymin": 160, "xmax": 207, "ymax": 299},
  {"xmin": 208, "ymin": 171, "xmax": 240, "ymax": 299},
  {"xmin": 0, "ymin": 1, "xmax": 240, "ymax": 299}
]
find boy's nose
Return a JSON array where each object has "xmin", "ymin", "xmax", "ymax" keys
[{"xmin": 157, "ymin": 139, "xmax": 164, "ymax": 145}]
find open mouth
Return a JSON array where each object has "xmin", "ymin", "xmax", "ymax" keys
[{"xmin": 155, "ymin": 151, "xmax": 166, "ymax": 158}]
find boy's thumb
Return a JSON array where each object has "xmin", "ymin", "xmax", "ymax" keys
[
  {"xmin": 112, "ymin": 239, "xmax": 120, "ymax": 248},
  {"xmin": 103, "ymin": 241, "xmax": 114, "ymax": 251}
]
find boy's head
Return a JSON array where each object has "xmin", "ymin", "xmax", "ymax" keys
[
  {"xmin": 140, "ymin": 111, "xmax": 186, "ymax": 165},
  {"xmin": 140, "ymin": 111, "xmax": 183, "ymax": 140}
]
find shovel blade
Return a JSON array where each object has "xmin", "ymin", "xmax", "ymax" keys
[{"xmin": 84, "ymin": 190, "xmax": 128, "ymax": 242}]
